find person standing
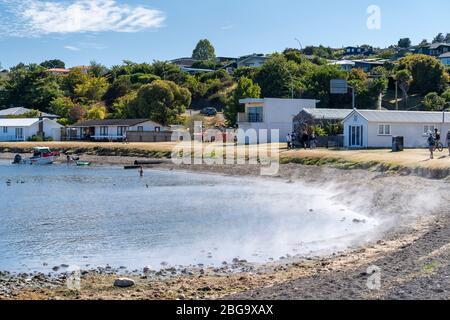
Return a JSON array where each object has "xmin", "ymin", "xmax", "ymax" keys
[{"xmin": 286, "ymin": 134, "xmax": 292, "ymax": 150}]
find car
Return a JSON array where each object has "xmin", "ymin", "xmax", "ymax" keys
[{"xmin": 200, "ymin": 107, "xmax": 218, "ymax": 116}]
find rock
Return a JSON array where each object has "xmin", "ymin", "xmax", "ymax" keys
[
  {"xmin": 114, "ymin": 278, "xmax": 135, "ymax": 288},
  {"xmin": 52, "ymin": 266, "xmax": 60, "ymax": 272}
]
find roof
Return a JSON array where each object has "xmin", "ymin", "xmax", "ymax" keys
[
  {"xmin": 239, "ymin": 98, "xmax": 319, "ymax": 104},
  {"xmin": 0, "ymin": 118, "xmax": 39, "ymax": 126},
  {"xmin": 439, "ymin": 52, "xmax": 450, "ymax": 58},
  {"xmin": 170, "ymin": 57, "xmax": 198, "ymax": 67},
  {"xmin": 46, "ymin": 68, "xmax": 70, "ymax": 73},
  {"xmin": 71, "ymin": 119, "xmax": 159, "ymax": 127},
  {"xmin": 429, "ymin": 43, "xmax": 450, "ymax": 50},
  {"xmin": 301, "ymin": 108, "xmax": 353, "ymax": 120},
  {"xmin": 345, "ymin": 110, "xmax": 450, "ymax": 123},
  {"xmin": 0, "ymin": 107, "xmax": 59, "ymax": 118},
  {"xmin": 329, "ymin": 60, "xmax": 355, "ymax": 66}
]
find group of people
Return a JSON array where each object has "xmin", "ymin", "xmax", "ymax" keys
[
  {"xmin": 286, "ymin": 129, "xmax": 317, "ymax": 150},
  {"xmin": 427, "ymin": 128, "xmax": 450, "ymax": 159}
]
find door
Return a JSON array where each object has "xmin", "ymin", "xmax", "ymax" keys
[
  {"xmin": 349, "ymin": 125, "xmax": 363, "ymax": 147},
  {"xmin": 15, "ymin": 128, "xmax": 23, "ymax": 141}
]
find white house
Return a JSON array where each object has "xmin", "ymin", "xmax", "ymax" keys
[
  {"xmin": 0, "ymin": 118, "xmax": 62, "ymax": 141},
  {"xmin": 0, "ymin": 107, "xmax": 60, "ymax": 119},
  {"xmin": 67, "ymin": 119, "xmax": 167, "ymax": 141},
  {"xmin": 343, "ymin": 109, "xmax": 450, "ymax": 148},
  {"xmin": 237, "ymin": 98, "xmax": 318, "ymax": 144}
]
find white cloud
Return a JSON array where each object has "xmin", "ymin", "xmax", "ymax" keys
[
  {"xmin": 221, "ymin": 24, "xmax": 234, "ymax": 31},
  {"xmin": 0, "ymin": 0, "xmax": 166, "ymax": 36},
  {"xmin": 64, "ymin": 45, "xmax": 80, "ymax": 51}
]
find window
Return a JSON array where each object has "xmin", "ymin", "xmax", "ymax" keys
[
  {"xmin": 378, "ymin": 124, "xmax": 391, "ymax": 135},
  {"xmin": 424, "ymin": 125, "xmax": 435, "ymax": 134},
  {"xmin": 99, "ymin": 126, "xmax": 108, "ymax": 136},
  {"xmin": 2, "ymin": 127, "xmax": 7, "ymax": 133},
  {"xmin": 155, "ymin": 127, "xmax": 161, "ymax": 132},
  {"xmin": 137, "ymin": 126, "xmax": 144, "ymax": 132},
  {"xmin": 117, "ymin": 126, "xmax": 127, "ymax": 136}
]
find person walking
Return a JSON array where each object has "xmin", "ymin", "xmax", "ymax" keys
[
  {"xmin": 446, "ymin": 129, "xmax": 450, "ymax": 156},
  {"xmin": 427, "ymin": 132, "xmax": 436, "ymax": 159}
]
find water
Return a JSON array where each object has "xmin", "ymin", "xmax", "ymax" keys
[{"xmin": 0, "ymin": 161, "xmax": 379, "ymax": 272}]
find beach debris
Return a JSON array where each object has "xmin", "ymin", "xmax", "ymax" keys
[{"xmin": 114, "ymin": 278, "xmax": 135, "ymax": 288}]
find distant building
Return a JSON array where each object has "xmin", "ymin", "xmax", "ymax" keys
[
  {"xmin": 46, "ymin": 65, "xmax": 92, "ymax": 76},
  {"xmin": 439, "ymin": 52, "xmax": 450, "ymax": 66},
  {"xmin": 170, "ymin": 57, "xmax": 198, "ymax": 68},
  {"xmin": 0, "ymin": 118, "xmax": 62, "ymax": 141},
  {"xmin": 343, "ymin": 109, "xmax": 450, "ymax": 148},
  {"xmin": 343, "ymin": 46, "xmax": 374, "ymax": 56},
  {"xmin": 0, "ymin": 69, "xmax": 9, "ymax": 81},
  {"xmin": 353, "ymin": 60, "xmax": 385, "ymax": 72},
  {"xmin": 66, "ymin": 119, "xmax": 169, "ymax": 142},
  {"xmin": 329, "ymin": 60, "xmax": 355, "ymax": 71},
  {"xmin": 415, "ymin": 43, "xmax": 450, "ymax": 57},
  {"xmin": 236, "ymin": 98, "xmax": 318, "ymax": 144},
  {"xmin": 222, "ymin": 54, "xmax": 270, "ymax": 72},
  {"xmin": 0, "ymin": 107, "xmax": 60, "ymax": 119}
]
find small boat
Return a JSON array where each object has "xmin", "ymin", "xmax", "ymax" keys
[
  {"xmin": 13, "ymin": 147, "xmax": 60, "ymax": 165},
  {"xmin": 76, "ymin": 161, "xmax": 91, "ymax": 166}
]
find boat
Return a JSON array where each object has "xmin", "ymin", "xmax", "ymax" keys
[
  {"xmin": 76, "ymin": 161, "xmax": 91, "ymax": 166},
  {"xmin": 13, "ymin": 147, "xmax": 60, "ymax": 165}
]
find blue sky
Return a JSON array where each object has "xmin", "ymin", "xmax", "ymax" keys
[{"xmin": 0, "ymin": 0, "xmax": 449, "ymax": 69}]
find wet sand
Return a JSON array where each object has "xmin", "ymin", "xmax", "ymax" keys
[{"xmin": 0, "ymin": 153, "xmax": 449, "ymax": 300}]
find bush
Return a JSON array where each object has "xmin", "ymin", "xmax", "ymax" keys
[{"xmin": 28, "ymin": 135, "xmax": 43, "ymax": 142}]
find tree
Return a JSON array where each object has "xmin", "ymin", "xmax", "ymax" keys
[
  {"xmin": 433, "ymin": 33, "xmax": 445, "ymax": 44},
  {"xmin": 62, "ymin": 67, "xmax": 89, "ymax": 97},
  {"xmin": 87, "ymin": 103, "xmax": 107, "ymax": 120},
  {"xmin": 442, "ymin": 89, "xmax": 450, "ymax": 103},
  {"xmin": 419, "ymin": 39, "xmax": 430, "ymax": 47},
  {"xmin": 445, "ymin": 33, "xmax": 450, "ymax": 44},
  {"xmin": 48, "ymin": 96, "xmax": 75, "ymax": 118},
  {"xmin": 397, "ymin": 55, "xmax": 449, "ymax": 95},
  {"xmin": 126, "ymin": 80, "xmax": 191, "ymax": 125},
  {"xmin": 224, "ymin": 77, "xmax": 261, "ymax": 126},
  {"xmin": 398, "ymin": 38, "xmax": 412, "ymax": 48},
  {"xmin": 110, "ymin": 92, "xmax": 137, "ymax": 119},
  {"xmin": 423, "ymin": 92, "xmax": 447, "ymax": 111},
  {"xmin": 394, "ymin": 70, "xmax": 412, "ymax": 108},
  {"xmin": 88, "ymin": 60, "xmax": 108, "ymax": 77},
  {"xmin": 74, "ymin": 76, "xmax": 109, "ymax": 102},
  {"xmin": 40, "ymin": 59, "xmax": 65, "ymax": 69},
  {"xmin": 69, "ymin": 105, "xmax": 87, "ymax": 122},
  {"xmin": 103, "ymin": 75, "xmax": 133, "ymax": 107},
  {"xmin": 192, "ymin": 39, "xmax": 216, "ymax": 61},
  {"xmin": 0, "ymin": 63, "xmax": 63, "ymax": 111}
]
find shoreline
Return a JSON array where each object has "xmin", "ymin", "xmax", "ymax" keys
[{"xmin": 1, "ymin": 152, "xmax": 450, "ymax": 299}]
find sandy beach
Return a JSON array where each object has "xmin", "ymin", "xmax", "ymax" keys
[{"xmin": 1, "ymin": 151, "xmax": 449, "ymax": 300}]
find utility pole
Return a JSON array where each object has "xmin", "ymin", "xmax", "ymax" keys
[{"xmin": 395, "ymin": 81, "xmax": 399, "ymax": 110}]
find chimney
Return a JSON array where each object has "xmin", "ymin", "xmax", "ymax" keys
[{"xmin": 38, "ymin": 112, "xmax": 45, "ymax": 140}]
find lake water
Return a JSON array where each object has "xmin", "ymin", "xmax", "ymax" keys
[{"xmin": 0, "ymin": 160, "xmax": 379, "ymax": 272}]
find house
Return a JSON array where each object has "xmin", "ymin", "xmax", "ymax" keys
[
  {"xmin": 236, "ymin": 98, "xmax": 318, "ymax": 144},
  {"xmin": 0, "ymin": 69, "xmax": 9, "ymax": 81},
  {"xmin": 353, "ymin": 60, "xmax": 385, "ymax": 72},
  {"xmin": 46, "ymin": 68, "xmax": 71, "ymax": 75},
  {"xmin": 222, "ymin": 54, "xmax": 269, "ymax": 72},
  {"xmin": 329, "ymin": 60, "xmax": 355, "ymax": 71},
  {"xmin": 343, "ymin": 46, "xmax": 374, "ymax": 56},
  {"xmin": 170, "ymin": 57, "xmax": 198, "ymax": 68},
  {"xmin": 415, "ymin": 43, "xmax": 450, "ymax": 57},
  {"xmin": 0, "ymin": 118, "xmax": 62, "ymax": 141},
  {"xmin": 343, "ymin": 109, "xmax": 450, "ymax": 148},
  {"xmin": 0, "ymin": 107, "xmax": 60, "ymax": 119},
  {"xmin": 439, "ymin": 52, "xmax": 450, "ymax": 66},
  {"xmin": 294, "ymin": 108, "xmax": 353, "ymax": 128},
  {"xmin": 65, "ymin": 119, "xmax": 169, "ymax": 141}
]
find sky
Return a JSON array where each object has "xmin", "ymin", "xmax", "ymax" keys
[{"xmin": 0, "ymin": 0, "xmax": 449, "ymax": 69}]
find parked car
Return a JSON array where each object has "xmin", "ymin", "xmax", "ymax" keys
[{"xmin": 200, "ymin": 107, "xmax": 218, "ymax": 116}]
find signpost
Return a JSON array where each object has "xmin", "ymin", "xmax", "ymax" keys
[{"xmin": 330, "ymin": 79, "xmax": 355, "ymax": 109}]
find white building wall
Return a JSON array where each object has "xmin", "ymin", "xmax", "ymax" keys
[
  {"xmin": 343, "ymin": 114, "xmax": 369, "ymax": 147},
  {"xmin": 0, "ymin": 119, "xmax": 62, "ymax": 141}
]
